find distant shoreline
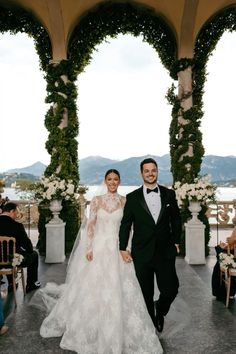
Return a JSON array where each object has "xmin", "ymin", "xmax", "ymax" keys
[{"xmin": 2, "ymin": 186, "xmax": 236, "ymax": 202}]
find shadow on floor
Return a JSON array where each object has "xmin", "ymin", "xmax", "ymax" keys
[{"xmin": 0, "ymin": 254, "xmax": 235, "ymax": 354}]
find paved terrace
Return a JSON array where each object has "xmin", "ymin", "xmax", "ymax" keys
[{"xmin": 0, "ymin": 230, "xmax": 236, "ymax": 354}]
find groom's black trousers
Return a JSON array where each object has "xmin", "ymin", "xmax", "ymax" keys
[{"xmin": 133, "ymin": 256, "xmax": 179, "ymax": 325}]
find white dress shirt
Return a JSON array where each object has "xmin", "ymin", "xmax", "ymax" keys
[{"xmin": 143, "ymin": 185, "xmax": 161, "ymax": 223}]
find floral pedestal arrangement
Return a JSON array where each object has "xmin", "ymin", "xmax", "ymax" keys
[
  {"xmin": 34, "ymin": 174, "xmax": 80, "ymax": 260},
  {"xmin": 185, "ymin": 220, "xmax": 206, "ymax": 264},
  {"xmin": 188, "ymin": 201, "xmax": 202, "ymax": 224},
  {"xmin": 174, "ymin": 175, "xmax": 216, "ymax": 263},
  {"xmin": 46, "ymin": 199, "xmax": 65, "ymax": 263},
  {"xmin": 49, "ymin": 199, "xmax": 63, "ymax": 224},
  {"xmin": 45, "ymin": 221, "xmax": 66, "ymax": 263}
]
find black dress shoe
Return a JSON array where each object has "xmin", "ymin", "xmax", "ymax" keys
[
  {"xmin": 156, "ymin": 314, "xmax": 164, "ymax": 333},
  {"xmin": 26, "ymin": 281, "xmax": 41, "ymax": 293},
  {"xmin": 154, "ymin": 300, "xmax": 164, "ymax": 332}
]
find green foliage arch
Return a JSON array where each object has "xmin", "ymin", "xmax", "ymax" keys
[
  {"xmin": 168, "ymin": 5, "xmax": 236, "ymax": 254},
  {"xmin": 68, "ymin": 1, "xmax": 177, "ymax": 74},
  {"xmin": 0, "ymin": 4, "xmax": 51, "ymax": 71}
]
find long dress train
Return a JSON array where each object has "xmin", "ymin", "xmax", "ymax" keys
[{"xmin": 38, "ymin": 193, "xmax": 163, "ymax": 354}]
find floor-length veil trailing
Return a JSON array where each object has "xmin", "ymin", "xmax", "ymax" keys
[
  {"xmin": 67, "ymin": 182, "xmax": 108, "ymax": 283},
  {"xmin": 30, "ymin": 184, "xmax": 163, "ymax": 354}
]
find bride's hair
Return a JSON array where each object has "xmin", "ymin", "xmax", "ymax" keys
[{"xmin": 105, "ymin": 169, "xmax": 120, "ymax": 180}]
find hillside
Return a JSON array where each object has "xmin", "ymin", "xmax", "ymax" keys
[
  {"xmin": 79, "ymin": 154, "xmax": 236, "ymax": 186},
  {"xmin": 6, "ymin": 161, "xmax": 46, "ymax": 176},
  {"xmin": 1, "ymin": 155, "xmax": 236, "ymax": 186}
]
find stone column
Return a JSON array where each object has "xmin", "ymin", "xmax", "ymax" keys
[
  {"xmin": 178, "ymin": 65, "xmax": 194, "ymax": 166},
  {"xmin": 185, "ymin": 204, "xmax": 206, "ymax": 264},
  {"xmin": 45, "ymin": 217, "xmax": 66, "ymax": 263}
]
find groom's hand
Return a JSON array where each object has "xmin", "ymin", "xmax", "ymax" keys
[{"xmin": 120, "ymin": 250, "xmax": 133, "ymax": 263}]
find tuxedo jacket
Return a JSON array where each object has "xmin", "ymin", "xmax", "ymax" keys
[
  {"xmin": 119, "ymin": 185, "xmax": 182, "ymax": 264},
  {"xmin": 0, "ymin": 215, "xmax": 33, "ymax": 255}
]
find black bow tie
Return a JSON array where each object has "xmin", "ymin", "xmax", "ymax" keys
[{"xmin": 146, "ymin": 187, "xmax": 158, "ymax": 194}]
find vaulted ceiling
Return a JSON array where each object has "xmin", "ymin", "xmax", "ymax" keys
[{"xmin": 0, "ymin": 0, "xmax": 235, "ymax": 60}]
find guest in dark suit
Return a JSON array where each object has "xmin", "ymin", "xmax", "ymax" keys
[
  {"xmin": 0, "ymin": 202, "xmax": 41, "ymax": 293},
  {"xmin": 119, "ymin": 158, "xmax": 181, "ymax": 332}
]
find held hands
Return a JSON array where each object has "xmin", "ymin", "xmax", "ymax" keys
[
  {"xmin": 86, "ymin": 251, "xmax": 93, "ymax": 261},
  {"xmin": 120, "ymin": 250, "xmax": 133, "ymax": 263},
  {"xmin": 175, "ymin": 244, "xmax": 180, "ymax": 254}
]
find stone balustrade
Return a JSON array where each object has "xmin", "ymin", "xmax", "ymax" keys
[
  {"xmin": 6, "ymin": 197, "xmax": 236, "ymax": 230},
  {"xmin": 207, "ymin": 199, "xmax": 236, "ymax": 228},
  {"xmin": 10, "ymin": 200, "xmax": 39, "ymax": 228}
]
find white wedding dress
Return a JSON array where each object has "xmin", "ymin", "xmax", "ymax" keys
[{"xmin": 39, "ymin": 193, "xmax": 163, "ymax": 354}]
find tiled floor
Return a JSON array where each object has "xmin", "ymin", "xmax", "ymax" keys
[{"xmin": 0, "ymin": 242, "xmax": 236, "ymax": 353}]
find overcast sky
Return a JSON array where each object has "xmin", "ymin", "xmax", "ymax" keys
[{"xmin": 0, "ymin": 31, "xmax": 235, "ymax": 171}]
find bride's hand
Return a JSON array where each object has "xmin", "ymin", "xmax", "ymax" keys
[
  {"xmin": 120, "ymin": 250, "xmax": 133, "ymax": 263},
  {"xmin": 86, "ymin": 251, "xmax": 93, "ymax": 261}
]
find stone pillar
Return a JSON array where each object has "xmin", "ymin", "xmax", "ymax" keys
[
  {"xmin": 178, "ymin": 65, "xmax": 194, "ymax": 163},
  {"xmin": 45, "ymin": 221, "xmax": 66, "ymax": 263},
  {"xmin": 185, "ymin": 216, "xmax": 206, "ymax": 265}
]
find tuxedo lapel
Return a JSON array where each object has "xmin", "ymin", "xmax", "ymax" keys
[
  {"xmin": 156, "ymin": 185, "xmax": 167, "ymax": 224},
  {"xmin": 137, "ymin": 187, "xmax": 155, "ymax": 222}
]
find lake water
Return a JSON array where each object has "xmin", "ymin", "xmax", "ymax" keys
[
  {"xmin": 2, "ymin": 185, "xmax": 236, "ymax": 201},
  {"xmin": 2, "ymin": 186, "xmax": 235, "ymax": 247}
]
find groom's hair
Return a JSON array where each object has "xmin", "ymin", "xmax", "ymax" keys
[
  {"xmin": 140, "ymin": 158, "xmax": 158, "ymax": 172},
  {"xmin": 2, "ymin": 202, "xmax": 18, "ymax": 213}
]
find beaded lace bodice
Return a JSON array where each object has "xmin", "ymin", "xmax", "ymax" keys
[{"xmin": 87, "ymin": 193, "xmax": 126, "ymax": 252}]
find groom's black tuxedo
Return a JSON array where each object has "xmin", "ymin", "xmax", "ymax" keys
[{"xmin": 119, "ymin": 184, "xmax": 182, "ymax": 324}]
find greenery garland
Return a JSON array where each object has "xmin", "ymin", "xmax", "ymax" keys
[
  {"xmin": 68, "ymin": 1, "xmax": 176, "ymax": 74},
  {"xmin": 44, "ymin": 60, "xmax": 79, "ymax": 180},
  {"xmin": 168, "ymin": 5, "xmax": 236, "ymax": 255},
  {"xmin": 0, "ymin": 1, "xmax": 177, "ymax": 255},
  {"xmin": 2, "ymin": 1, "xmax": 234, "ymax": 257},
  {"xmin": 0, "ymin": 4, "xmax": 79, "ymax": 254},
  {"xmin": 42, "ymin": 59, "xmax": 80, "ymax": 254},
  {"xmin": 0, "ymin": 5, "xmax": 51, "ymax": 71},
  {"xmin": 192, "ymin": 6, "xmax": 236, "ymax": 255}
]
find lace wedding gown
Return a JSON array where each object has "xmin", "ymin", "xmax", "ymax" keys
[{"xmin": 39, "ymin": 193, "xmax": 163, "ymax": 354}]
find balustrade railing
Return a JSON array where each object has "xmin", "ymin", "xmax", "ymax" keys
[
  {"xmin": 207, "ymin": 199, "xmax": 236, "ymax": 228},
  {"xmin": 6, "ymin": 198, "xmax": 236, "ymax": 234}
]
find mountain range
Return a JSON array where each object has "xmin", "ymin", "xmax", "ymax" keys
[{"xmin": 3, "ymin": 155, "xmax": 236, "ymax": 186}]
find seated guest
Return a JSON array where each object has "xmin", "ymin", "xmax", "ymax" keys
[
  {"xmin": 212, "ymin": 226, "xmax": 236, "ymax": 300},
  {"xmin": 0, "ymin": 202, "xmax": 41, "ymax": 293},
  {"xmin": 0, "ymin": 290, "xmax": 8, "ymax": 336},
  {"xmin": 219, "ymin": 226, "xmax": 236, "ymax": 251}
]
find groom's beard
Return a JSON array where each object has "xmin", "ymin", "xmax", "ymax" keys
[{"xmin": 143, "ymin": 176, "xmax": 157, "ymax": 185}]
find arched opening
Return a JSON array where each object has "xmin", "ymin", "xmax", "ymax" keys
[
  {"xmin": 77, "ymin": 33, "xmax": 173, "ymax": 165},
  {"xmin": 0, "ymin": 32, "xmax": 49, "ymax": 172},
  {"xmin": 202, "ymin": 30, "xmax": 236, "ymax": 157}
]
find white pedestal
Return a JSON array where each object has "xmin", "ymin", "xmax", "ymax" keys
[
  {"xmin": 185, "ymin": 220, "xmax": 206, "ymax": 265},
  {"xmin": 45, "ymin": 221, "xmax": 66, "ymax": 263}
]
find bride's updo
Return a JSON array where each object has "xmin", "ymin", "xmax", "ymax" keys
[{"xmin": 105, "ymin": 169, "xmax": 120, "ymax": 180}]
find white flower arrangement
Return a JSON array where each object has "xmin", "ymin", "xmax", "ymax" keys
[
  {"xmin": 219, "ymin": 252, "xmax": 236, "ymax": 270},
  {"xmin": 12, "ymin": 253, "xmax": 24, "ymax": 267},
  {"xmin": 77, "ymin": 184, "xmax": 88, "ymax": 194},
  {"xmin": 34, "ymin": 175, "xmax": 78, "ymax": 202},
  {"xmin": 174, "ymin": 175, "xmax": 216, "ymax": 207}
]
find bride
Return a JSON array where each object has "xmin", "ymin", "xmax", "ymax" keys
[{"xmin": 39, "ymin": 169, "xmax": 163, "ymax": 354}]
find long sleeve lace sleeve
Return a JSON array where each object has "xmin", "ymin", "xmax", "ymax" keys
[{"xmin": 86, "ymin": 196, "xmax": 98, "ymax": 253}]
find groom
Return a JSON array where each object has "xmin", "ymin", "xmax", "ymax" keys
[{"xmin": 119, "ymin": 158, "xmax": 181, "ymax": 332}]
